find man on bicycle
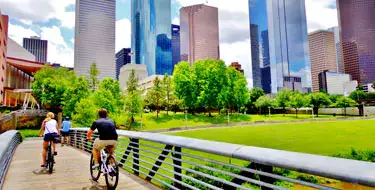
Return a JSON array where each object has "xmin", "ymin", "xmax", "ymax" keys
[{"xmin": 87, "ymin": 108, "xmax": 118, "ymax": 169}]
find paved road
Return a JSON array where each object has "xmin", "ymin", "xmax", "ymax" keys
[{"xmin": 3, "ymin": 140, "xmax": 158, "ymax": 190}]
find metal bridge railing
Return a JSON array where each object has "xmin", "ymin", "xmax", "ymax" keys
[
  {"xmin": 69, "ymin": 128, "xmax": 375, "ymax": 190},
  {"xmin": 0, "ymin": 130, "xmax": 22, "ymax": 188}
]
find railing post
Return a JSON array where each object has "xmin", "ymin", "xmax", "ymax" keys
[
  {"xmin": 132, "ymin": 138, "xmax": 140, "ymax": 175},
  {"xmin": 172, "ymin": 146, "xmax": 182, "ymax": 189},
  {"xmin": 11, "ymin": 112, "xmax": 17, "ymax": 130}
]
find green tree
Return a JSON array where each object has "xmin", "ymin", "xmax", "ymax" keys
[
  {"xmin": 289, "ymin": 92, "xmax": 306, "ymax": 118},
  {"xmin": 32, "ymin": 66, "xmax": 74, "ymax": 108},
  {"xmin": 197, "ymin": 59, "xmax": 228, "ymax": 116},
  {"xmin": 255, "ymin": 95, "xmax": 276, "ymax": 115},
  {"xmin": 123, "ymin": 70, "xmax": 143, "ymax": 126},
  {"xmin": 62, "ymin": 75, "xmax": 90, "ymax": 117},
  {"xmin": 72, "ymin": 98, "xmax": 99, "ymax": 127},
  {"xmin": 89, "ymin": 62, "xmax": 100, "ymax": 92},
  {"xmin": 349, "ymin": 90, "xmax": 366, "ymax": 102},
  {"xmin": 276, "ymin": 89, "xmax": 293, "ymax": 116},
  {"xmin": 99, "ymin": 78, "xmax": 122, "ymax": 109},
  {"xmin": 162, "ymin": 73, "xmax": 173, "ymax": 115},
  {"xmin": 306, "ymin": 92, "xmax": 331, "ymax": 117},
  {"xmin": 220, "ymin": 67, "xmax": 249, "ymax": 113},
  {"xmin": 173, "ymin": 61, "xmax": 197, "ymax": 113},
  {"xmin": 92, "ymin": 89, "xmax": 117, "ymax": 113},
  {"xmin": 356, "ymin": 84, "xmax": 364, "ymax": 91},
  {"xmin": 328, "ymin": 94, "xmax": 343, "ymax": 105},
  {"xmin": 335, "ymin": 96, "xmax": 357, "ymax": 117},
  {"xmin": 146, "ymin": 77, "xmax": 163, "ymax": 118},
  {"xmin": 247, "ymin": 87, "xmax": 265, "ymax": 113}
]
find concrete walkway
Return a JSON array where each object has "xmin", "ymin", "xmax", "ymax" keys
[{"xmin": 3, "ymin": 140, "xmax": 158, "ymax": 190}]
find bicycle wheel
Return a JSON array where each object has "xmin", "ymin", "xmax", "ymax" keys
[
  {"xmin": 90, "ymin": 154, "xmax": 101, "ymax": 181},
  {"xmin": 47, "ymin": 144, "xmax": 54, "ymax": 174},
  {"xmin": 105, "ymin": 155, "xmax": 119, "ymax": 190}
]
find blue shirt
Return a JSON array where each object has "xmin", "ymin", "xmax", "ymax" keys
[{"xmin": 61, "ymin": 120, "xmax": 72, "ymax": 132}]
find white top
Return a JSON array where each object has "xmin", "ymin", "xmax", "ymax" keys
[{"xmin": 44, "ymin": 119, "xmax": 58, "ymax": 135}]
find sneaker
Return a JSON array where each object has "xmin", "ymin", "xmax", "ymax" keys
[
  {"xmin": 41, "ymin": 164, "xmax": 46, "ymax": 168},
  {"xmin": 92, "ymin": 164, "xmax": 100, "ymax": 170},
  {"xmin": 54, "ymin": 152, "xmax": 58, "ymax": 156}
]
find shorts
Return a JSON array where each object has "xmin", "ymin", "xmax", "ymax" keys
[
  {"xmin": 93, "ymin": 139, "xmax": 117, "ymax": 151},
  {"xmin": 61, "ymin": 131, "xmax": 70, "ymax": 137},
  {"xmin": 44, "ymin": 133, "xmax": 58, "ymax": 142}
]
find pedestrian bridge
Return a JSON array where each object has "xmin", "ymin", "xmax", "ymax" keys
[{"xmin": 1, "ymin": 129, "xmax": 375, "ymax": 190}]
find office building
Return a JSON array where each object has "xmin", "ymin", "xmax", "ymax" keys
[
  {"xmin": 309, "ymin": 30, "xmax": 338, "ymax": 92},
  {"xmin": 75, "ymin": 0, "xmax": 116, "ymax": 80},
  {"xmin": 319, "ymin": 71, "xmax": 353, "ymax": 95},
  {"xmin": 131, "ymin": 0, "xmax": 173, "ymax": 76},
  {"xmin": 180, "ymin": 4, "xmax": 220, "ymax": 64},
  {"xmin": 116, "ymin": 48, "xmax": 131, "ymax": 80},
  {"xmin": 249, "ymin": 0, "xmax": 312, "ymax": 94},
  {"xmin": 327, "ymin": 27, "xmax": 344, "ymax": 73},
  {"xmin": 139, "ymin": 75, "xmax": 165, "ymax": 95},
  {"xmin": 8, "ymin": 38, "xmax": 36, "ymax": 61},
  {"xmin": 337, "ymin": 0, "xmax": 375, "ymax": 84},
  {"xmin": 23, "ymin": 36, "xmax": 47, "ymax": 63},
  {"xmin": 0, "ymin": 12, "xmax": 8, "ymax": 104},
  {"xmin": 172, "ymin": 24, "xmax": 180, "ymax": 71},
  {"xmin": 119, "ymin": 64, "xmax": 148, "ymax": 91}
]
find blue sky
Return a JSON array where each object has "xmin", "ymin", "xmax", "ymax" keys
[{"xmin": 1, "ymin": 0, "xmax": 338, "ymax": 87}]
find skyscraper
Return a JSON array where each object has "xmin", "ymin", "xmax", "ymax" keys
[
  {"xmin": 249, "ymin": 0, "xmax": 312, "ymax": 94},
  {"xmin": 131, "ymin": 0, "xmax": 173, "ymax": 76},
  {"xmin": 75, "ymin": 0, "xmax": 116, "ymax": 80},
  {"xmin": 337, "ymin": 0, "xmax": 375, "ymax": 84},
  {"xmin": 116, "ymin": 48, "xmax": 131, "ymax": 80},
  {"xmin": 327, "ymin": 27, "xmax": 344, "ymax": 73},
  {"xmin": 308, "ymin": 30, "xmax": 338, "ymax": 92},
  {"xmin": 23, "ymin": 36, "xmax": 47, "ymax": 63},
  {"xmin": 171, "ymin": 24, "xmax": 180, "ymax": 72},
  {"xmin": 180, "ymin": 4, "xmax": 220, "ymax": 64}
]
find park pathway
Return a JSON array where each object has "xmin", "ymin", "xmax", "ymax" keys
[{"xmin": 3, "ymin": 140, "xmax": 158, "ymax": 190}]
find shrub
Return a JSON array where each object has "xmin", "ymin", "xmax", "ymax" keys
[{"xmin": 334, "ymin": 148, "xmax": 375, "ymax": 162}]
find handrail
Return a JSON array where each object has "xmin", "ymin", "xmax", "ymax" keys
[
  {"xmin": 0, "ymin": 130, "xmax": 22, "ymax": 189},
  {"xmin": 70, "ymin": 128, "xmax": 375, "ymax": 189}
]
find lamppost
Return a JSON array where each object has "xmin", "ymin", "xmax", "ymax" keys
[
  {"xmin": 362, "ymin": 102, "xmax": 365, "ymax": 117},
  {"xmin": 268, "ymin": 106, "xmax": 271, "ymax": 118}
]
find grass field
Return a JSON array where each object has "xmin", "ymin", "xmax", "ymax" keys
[
  {"xmin": 173, "ymin": 119, "xmax": 375, "ymax": 156},
  {"xmin": 18, "ymin": 129, "xmax": 39, "ymax": 138},
  {"xmin": 136, "ymin": 112, "xmax": 334, "ymax": 131}
]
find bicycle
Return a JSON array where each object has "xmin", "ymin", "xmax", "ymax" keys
[
  {"xmin": 90, "ymin": 145, "xmax": 119, "ymax": 189},
  {"xmin": 45, "ymin": 140, "xmax": 54, "ymax": 174}
]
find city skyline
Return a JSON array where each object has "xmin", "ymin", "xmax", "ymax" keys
[
  {"xmin": 249, "ymin": 0, "xmax": 312, "ymax": 93},
  {"xmin": 2, "ymin": 0, "xmax": 340, "ymax": 87}
]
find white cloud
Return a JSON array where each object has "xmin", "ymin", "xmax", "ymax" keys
[
  {"xmin": 1, "ymin": 0, "xmax": 75, "ymax": 28},
  {"xmin": 172, "ymin": 17, "xmax": 180, "ymax": 25},
  {"xmin": 306, "ymin": 0, "xmax": 338, "ymax": 32},
  {"xmin": 71, "ymin": 38, "xmax": 74, "ymax": 44},
  {"xmin": 115, "ymin": 18, "xmax": 131, "ymax": 53},
  {"xmin": 19, "ymin": 19, "xmax": 33, "ymax": 25},
  {"xmin": 7, "ymin": 23, "xmax": 38, "ymax": 45},
  {"xmin": 39, "ymin": 26, "xmax": 73, "ymax": 66}
]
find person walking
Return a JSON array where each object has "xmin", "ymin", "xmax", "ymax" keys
[{"xmin": 61, "ymin": 117, "xmax": 72, "ymax": 146}]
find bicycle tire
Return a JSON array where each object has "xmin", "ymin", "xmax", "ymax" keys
[
  {"xmin": 47, "ymin": 143, "xmax": 54, "ymax": 174},
  {"xmin": 90, "ymin": 154, "xmax": 101, "ymax": 181},
  {"xmin": 105, "ymin": 155, "xmax": 119, "ymax": 190}
]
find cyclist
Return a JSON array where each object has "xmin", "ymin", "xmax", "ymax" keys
[
  {"xmin": 38, "ymin": 112, "xmax": 59, "ymax": 167},
  {"xmin": 87, "ymin": 108, "xmax": 118, "ymax": 169},
  {"xmin": 61, "ymin": 117, "xmax": 72, "ymax": 146}
]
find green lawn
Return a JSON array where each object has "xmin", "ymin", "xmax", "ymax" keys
[
  {"xmin": 173, "ymin": 119, "xmax": 375, "ymax": 156},
  {"xmin": 18, "ymin": 129, "xmax": 39, "ymax": 138},
  {"xmin": 136, "ymin": 112, "xmax": 334, "ymax": 131}
]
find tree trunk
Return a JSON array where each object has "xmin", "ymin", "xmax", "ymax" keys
[
  {"xmin": 208, "ymin": 108, "xmax": 212, "ymax": 117},
  {"xmin": 283, "ymin": 107, "xmax": 286, "ymax": 116},
  {"xmin": 156, "ymin": 106, "xmax": 159, "ymax": 118},
  {"xmin": 295, "ymin": 108, "xmax": 298, "ymax": 118},
  {"xmin": 344, "ymin": 107, "xmax": 347, "ymax": 117}
]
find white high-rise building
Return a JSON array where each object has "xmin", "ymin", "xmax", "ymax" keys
[{"xmin": 74, "ymin": 0, "xmax": 116, "ymax": 79}]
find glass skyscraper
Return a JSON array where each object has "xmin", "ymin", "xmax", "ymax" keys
[
  {"xmin": 249, "ymin": 0, "xmax": 312, "ymax": 93},
  {"xmin": 171, "ymin": 24, "xmax": 180, "ymax": 72},
  {"xmin": 23, "ymin": 36, "xmax": 47, "ymax": 63},
  {"xmin": 327, "ymin": 27, "xmax": 344, "ymax": 73},
  {"xmin": 116, "ymin": 48, "xmax": 131, "ymax": 80},
  {"xmin": 337, "ymin": 0, "xmax": 375, "ymax": 84},
  {"xmin": 131, "ymin": 0, "xmax": 173, "ymax": 76}
]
